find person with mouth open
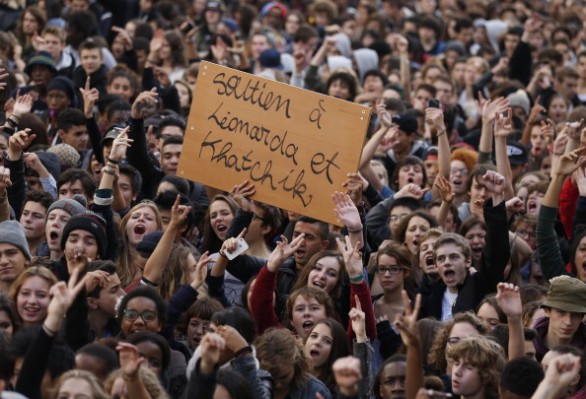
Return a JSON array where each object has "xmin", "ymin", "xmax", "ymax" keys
[
  {"xmin": 116, "ymin": 201, "xmax": 162, "ymax": 289},
  {"xmin": 418, "ymin": 170, "xmax": 510, "ymax": 321}
]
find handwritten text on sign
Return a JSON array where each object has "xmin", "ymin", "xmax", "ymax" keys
[{"xmin": 178, "ymin": 61, "xmax": 370, "ymax": 225}]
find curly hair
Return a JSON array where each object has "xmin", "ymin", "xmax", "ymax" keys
[
  {"xmin": 450, "ymin": 148, "xmax": 479, "ymax": 175},
  {"xmin": 428, "ymin": 312, "xmax": 489, "ymax": 373},
  {"xmin": 446, "ymin": 335, "xmax": 506, "ymax": 399}
]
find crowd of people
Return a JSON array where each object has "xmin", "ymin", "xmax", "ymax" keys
[{"xmin": 1, "ymin": 0, "xmax": 586, "ymax": 398}]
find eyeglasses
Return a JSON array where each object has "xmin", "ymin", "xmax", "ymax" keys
[
  {"xmin": 450, "ymin": 168, "xmax": 469, "ymax": 176},
  {"xmin": 123, "ymin": 309, "xmax": 158, "ymax": 322},
  {"xmin": 375, "ymin": 266, "xmax": 404, "ymax": 275},
  {"xmin": 389, "ymin": 214, "xmax": 409, "ymax": 223},
  {"xmin": 252, "ymin": 212, "xmax": 267, "ymax": 223}
]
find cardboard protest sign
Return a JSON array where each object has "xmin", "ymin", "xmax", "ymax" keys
[{"xmin": 178, "ymin": 61, "xmax": 371, "ymax": 225}]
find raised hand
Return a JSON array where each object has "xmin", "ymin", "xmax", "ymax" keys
[
  {"xmin": 349, "ymin": 295, "xmax": 367, "ymax": 342},
  {"xmin": 341, "ymin": 173, "xmax": 365, "ymax": 206},
  {"xmin": 552, "ymin": 129, "xmax": 568, "ymax": 156},
  {"xmin": 543, "ymin": 353, "xmax": 582, "ymax": 389},
  {"xmin": 199, "ymin": 332, "xmax": 225, "ymax": 374},
  {"xmin": 376, "ymin": 98, "xmax": 393, "ymax": 128},
  {"xmin": 230, "ymin": 180, "xmax": 256, "ymax": 212},
  {"xmin": 169, "ymin": 194, "xmax": 192, "ymax": 229},
  {"xmin": 495, "ymin": 282, "xmax": 522, "ymax": 319},
  {"xmin": 425, "ymin": 107, "xmax": 446, "ymax": 133},
  {"xmin": 394, "ymin": 291, "xmax": 421, "ymax": 347},
  {"xmin": 332, "ymin": 356, "xmax": 362, "ymax": 397},
  {"xmin": 505, "ymin": 197, "xmax": 525, "ymax": 215},
  {"xmin": 12, "ymin": 93, "xmax": 33, "ymax": 118},
  {"xmin": 434, "ymin": 176, "xmax": 454, "ymax": 203},
  {"xmin": 131, "ymin": 88, "xmax": 158, "ymax": 119},
  {"xmin": 0, "ymin": 166, "xmax": 11, "ymax": 194},
  {"xmin": 116, "ymin": 342, "xmax": 145, "ymax": 380},
  {"xmin": 84, "ymin": 270, "xmax": 110, "ymax": 293},
  {"xmin": 267, "ymin": 233, "xmax": 304, "ymax": 272},
  {"xmin": 394, "ymin": 183, "xmax": 428, "ymax": 200},
  {"xmin": 109, "ymin": 127, "xmax": 133, "ymax": 161},
  {"xmin": 541, "ymin": 119, "xmax": 555, "ymax": 146},
  {"xmin": 555, "ymin": 147, "xmax": 586, "ymax": 177},
  {"xmin": 214, "ymin": 324, "xmax": 249, "ymax": 354},
  {"xmin": 219, "ymin": 228, "xmax": 247, "ymax": 257},
  {"xmin": 481, "ymin": 170, "xmax": 505, "ymax": 195},
  {"xmin": 481, "ymin": 96, "xmax": 509, "ymax": 123},
  {"xmin": 191, "ymin": 251, "xmax": 213, "ymax": 290},
  {"xmin": 111, "ymin": 26, "xmax": 133, "ymax": 51},
  {"xmin": 8, "ymin": 129, "xmax": 36, "ymax": 160},
  {"xmin": 79, "ymin": 77, "xmax": 100, "ymax": 119},
  {"xmin": 527, "ymin": 96, "xmax": 546, "ymax": 124},
  {"xmin": 153, "ymin": 67, "xmax": 171, "ymax": 88},
  {"xmin": 332, "ymin": 191, "xmax": 361, "ymax": 231},
  {"xmin": 378, "ymin": 126, "xmax": 400, "ymax": 152},
  {"xmin": 494, "ymin": 108, "xmax": 513, "ymax": 138},
  {"xmin": 65, "ymin": 247, "xmax": 91, "ymax": 276},
  {"xmin": 47, "ymin": 267, "xmax": 87, "ymax": 322},
  {"xmin": 336, "ymin": 235, "xmax": 363, "ymax": 280}
]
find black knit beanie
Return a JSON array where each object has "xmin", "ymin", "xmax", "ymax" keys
[{"xmin": 60, "ymin": 212, "xmax": 107, "ymax": 259}]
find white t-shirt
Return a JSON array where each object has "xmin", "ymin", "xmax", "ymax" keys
[{"xmin": 441, "ymin": 290, "xmax": 459, "ymax": 321}]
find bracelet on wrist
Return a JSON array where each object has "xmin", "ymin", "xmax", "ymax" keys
[
  {"xmin": 42, "ymin": 323, "xmax": 58, "ymax": 336},
  {"xmin": 103, "ymin": 167, "xmax": 116, "ymax": 176},
  {"xmin": 234, "ymin": 346, "xmax": 253, "ymax": 358},
  {"xmin": 436, "ymin": 129, "xmax": 446, "ymax": 137},
  {"xmin": 122, "ymin": 371, "xmax": 139, "ymax": 382},
  {"xmin": 106, "ymin": 157, "xmax": 119, "ymax": 164},
  {"xmin": 347, "ymin": 226, "xmax": 363, "ymax": 234},
  {"xmin": 349, "ymin": 274, "xmax": 364, "ymax": 283}
]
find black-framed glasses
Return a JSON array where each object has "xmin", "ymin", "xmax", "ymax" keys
[
  {"xmin": 123, "ymin": 309, "xmax": 158, "ymax": 322},
  {"xmin": 375, "ymin": 266, "xmax": 403, "ymax": 275}
]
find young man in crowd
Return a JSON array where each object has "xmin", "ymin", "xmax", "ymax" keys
[
  {"xmin": 0, "ymin": 221, "xmax": 31, "ymax": 293},
  {"xmin": 19, "ymin": 190, "xmax": 54, "ymax": 256}
]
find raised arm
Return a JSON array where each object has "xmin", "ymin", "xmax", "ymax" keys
[
  {"xmin": 495, "ymin": 283, "xmax": 524, "ymax": 360},
  {"xmin": 538, "ymin": 147, "xmax": 586, "ymax": 279},
  {"xmin": 433, "ymin": 176, "xmax": 454, "ymax": 226},
  {"xmin": 116, "ymin": 342, "xmax": 152, "ymax": 399},
  {"xmin": 143, "ymin": 195, "xmax": 192, "ymax": 286},
  {"xmin": 425, "ymin": 106, "xmax": 450, "ymax": 199},
  {"xmin": 395, "ymin": 292, "xmax": 424, "ymax": 399},
  {"xmin": 333, "ymin": 191, "xmax": 364, "ymax": 250},
  {"xmin": 493, "ymin": 106, "xmax": 515, "ymax": 199}
]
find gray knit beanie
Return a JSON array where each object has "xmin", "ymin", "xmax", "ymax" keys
[
  {"xmin": 46, "ymin": 196, "xmax": 86, "ymax": 219},
  {"xmin": 0, "ymin": 221, "xmax": 32, "ymax": 260}
]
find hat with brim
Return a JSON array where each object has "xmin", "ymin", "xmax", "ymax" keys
[
  {"xmin": 24, "ymin": 51, "xmax": 57, "ymax": 76},
  {"xmin": 101, "ymin": 125, "xmax": 124, "ymax": 146},
  {"xmin": 543, "ymin": 275, "xmax": 586, "ymax": 314}
]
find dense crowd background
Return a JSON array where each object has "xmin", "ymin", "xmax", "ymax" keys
[{"xmin": 1, "ymin": 0, "xmax": 586, "ymax": 399}]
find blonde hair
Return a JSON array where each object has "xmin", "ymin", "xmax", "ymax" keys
[
  {"xmin": 105, "ymin": 367, "xmax": 169, "ymax": 399},
  {"xmin": 9, "ymin": 265, "xmax": 57, "ymax": 306},
  {"xmin": 52, "ymin": 370, "xmax": 109, "ymax": 399},
  {"xmin": 116, "ymin": 201, "xmax": 162, "ymax": 288}
]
